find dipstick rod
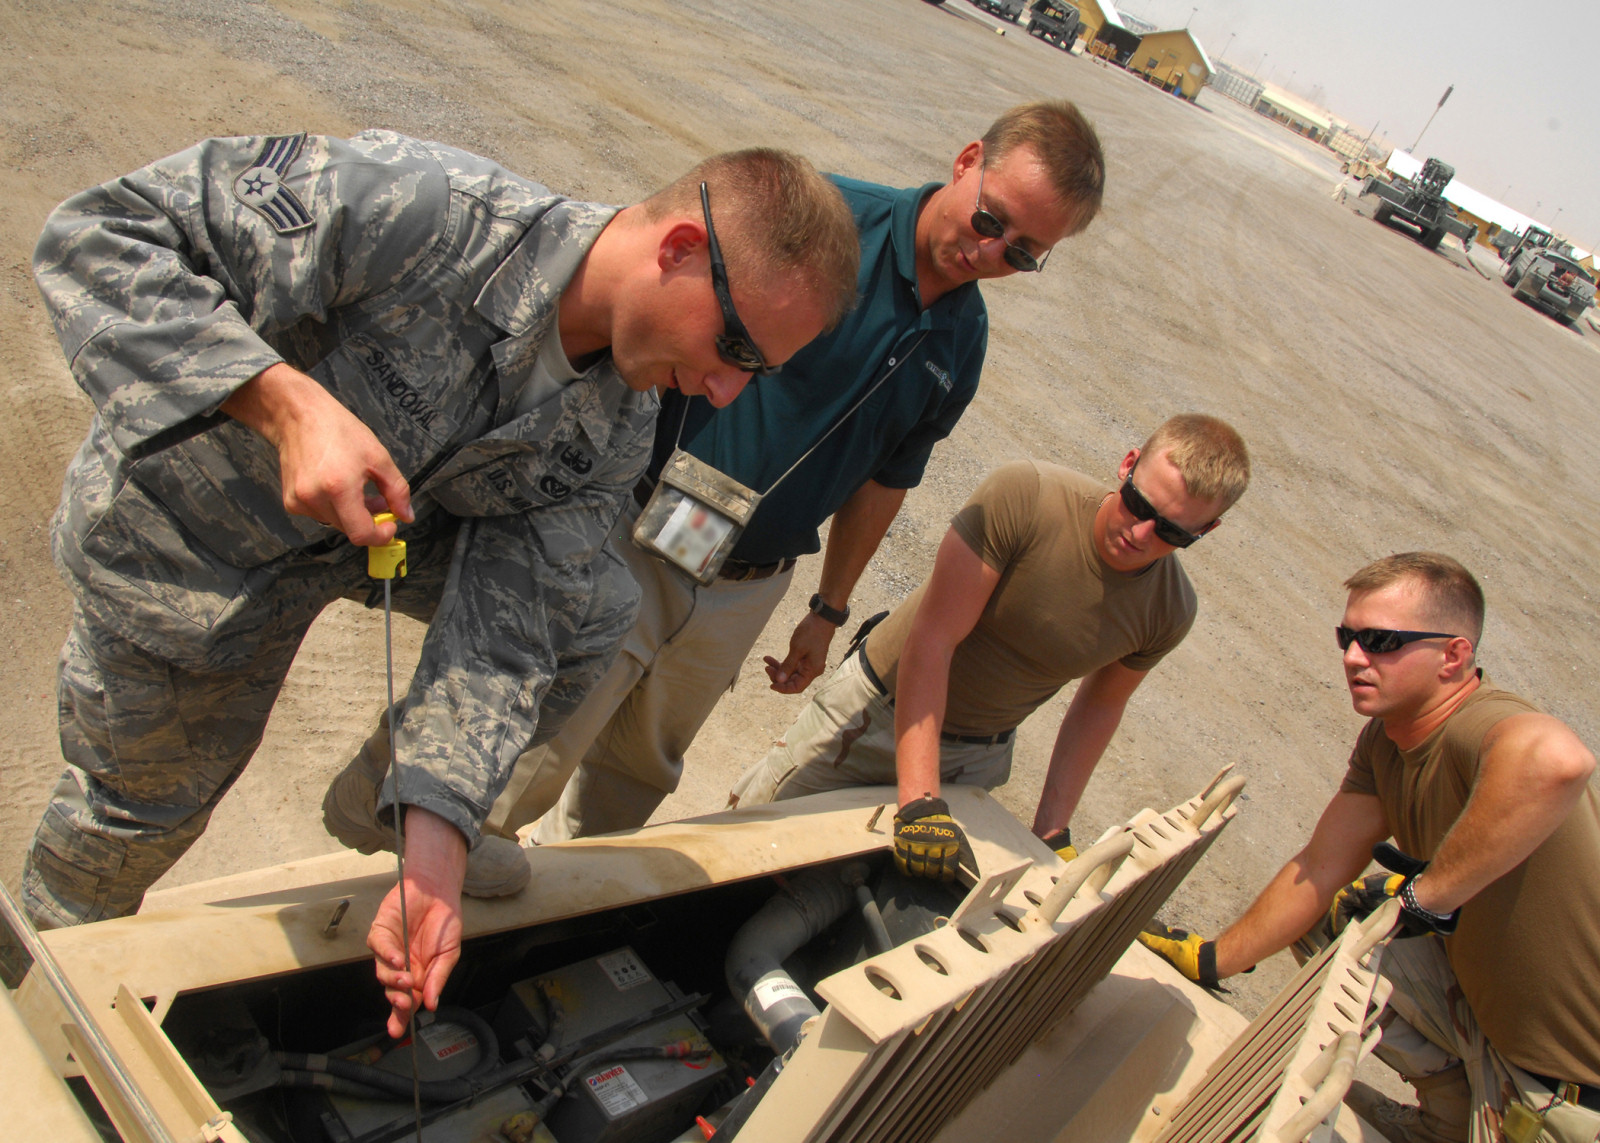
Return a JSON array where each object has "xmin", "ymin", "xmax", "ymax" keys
[{"xmin": 369, "ymin": 514, "xmax": 423, "ymax": 1143}]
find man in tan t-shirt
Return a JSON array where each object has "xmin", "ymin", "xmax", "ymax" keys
[
  {"xmin": 1139, "ymin": 553, "xmax": 1600, "ymax": 1143},
  {"xmin": 729, "ymin": 414, "xmax": 1250, "ymax": 877}
]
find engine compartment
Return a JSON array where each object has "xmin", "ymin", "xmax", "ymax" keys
[{"xmin": 155, "ymin": 855, "xmax": 962, "ymax": 1143}]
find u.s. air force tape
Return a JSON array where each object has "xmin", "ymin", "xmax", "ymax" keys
[{"xmin": 233, "ymin": 133, "xmax": 314, "ymax": 234}]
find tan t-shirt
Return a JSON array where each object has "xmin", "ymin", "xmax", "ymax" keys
[
  {"xmin": 1340, "ymin": 681, "xmax": 1600, "ymax": 1084},
  {"xmin": 864, "ymin": 461, "xmax": 1196, "ymax": 735}
]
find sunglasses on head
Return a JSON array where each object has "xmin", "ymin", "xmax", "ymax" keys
[
  {"xmin": 699, "ymin": 182, "xmax": 777, "ymax": 376},
  {"xmin": 1335, "ymin": 627, "xmax": 1458, "ymax": 654},
  {"xmin": 971, "ymin": 162, "xmax": 1050, "ymax": 273},
  {"xmin": 1119, "ymin": 463, "xmax": 1211, "ymax": 548}
]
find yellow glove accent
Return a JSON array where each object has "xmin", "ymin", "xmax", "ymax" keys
[
  {"xmin": 894, "ymin": 797, "xmax": 964, "ymax": 882},
  {"xmin": 1326, "ymin": 872, "xmax": 1406, "ymax": 937},
  {"xmin": 1137, "ymin": 923, "xmax": 1220, "ymax": 988}
]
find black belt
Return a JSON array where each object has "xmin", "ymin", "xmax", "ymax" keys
[
  {"xmin": 854, "ymin": 645, "xmax": 1014, "ymax": 746},
  {"xmin": 1525, "ymin": 1071, "xmax": 1600, "ymax": 1113},
  {"xmin": 718, "ymin": 557, "xmax": 797, "ymax": 582}
]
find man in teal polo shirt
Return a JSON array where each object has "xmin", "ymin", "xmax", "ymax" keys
[{"xmin": 327, "ymin": 102, "xmax": 1107, "ymax": 870}]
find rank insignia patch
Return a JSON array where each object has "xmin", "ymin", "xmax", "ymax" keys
[{"xmin": 233, "ymin": 134, "xmax": 314, "ymax": 234}]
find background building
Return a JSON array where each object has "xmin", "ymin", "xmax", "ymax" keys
[{"xmin": 1128, "ymin": 28, "xmax": 1213, "ymax": 101}]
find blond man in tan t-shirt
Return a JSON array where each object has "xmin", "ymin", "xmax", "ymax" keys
[
  {"xmin": 1140, "ymin": 553, "xmax": 1600, "ymax": 1143},
  {"xmin": 729, "ymin": 414, "xmax": 1250, "ymax": 878}
]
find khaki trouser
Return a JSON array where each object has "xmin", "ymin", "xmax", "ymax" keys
[
  {"xmin": 727, "ymin": 649, "xmax": 1013, "ymax": 806},
  {"xmin": 485, "ymin": 497, "xmax": 793, "ymax": 842},
  {"xmin": 1373, "ymin": 935, "xmax": 1600, "ymax": 1143}
]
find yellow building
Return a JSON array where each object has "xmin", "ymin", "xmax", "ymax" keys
[
  {"xmin": 1128, "ymin": 29, "xmax": 1213, "ymax": 101},
  {"xmin": 1076, "ymin": 0, "xmax": 1141, "ymax": 62}
]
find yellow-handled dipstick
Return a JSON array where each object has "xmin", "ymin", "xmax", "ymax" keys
[
  {"xmin": 366, "ymin": 512, "xmax": 423, "ymax": 1141},
  {"xmin": 368, "ymin": 512, "xmax": 408, "ymax": 579}
]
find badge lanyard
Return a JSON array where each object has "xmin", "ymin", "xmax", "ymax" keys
[{"xmin": 632, "ymin": 332, "xmax": 930, "ymax": 583}]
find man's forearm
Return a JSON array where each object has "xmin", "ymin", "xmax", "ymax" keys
[
  {"xmin": 894, "ymin": 638, "xmax": 955, "ymax": 807},
  {"xmin": 1406, "ymin": 713, "xmax": 1595, "ymax": 914},
  {"xmin": 815, "ymin": 480, "xmax": 906, "ymax": 611},
  {"xmin": 1212, "ymin": 856, "xmax": 1330, "ymax": 977},
  {"xmin": 1032, "ymin": 698, "xmax": 1125, "ymax": 837}
]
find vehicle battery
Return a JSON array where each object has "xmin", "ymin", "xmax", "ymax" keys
[
  {"xmin": 322, "ymin": 1014, "xmax": 557, "ymax": 1143},
  {"xmin": 499, "ymin": 947, "xmax": 725, "ymax": 1143}
]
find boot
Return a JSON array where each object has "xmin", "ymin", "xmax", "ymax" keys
[
  {"xmin": 322, "ymin": 718, "xmax": 530, "ymax": 898},
  {"xmin": 1345, "ymin": 1069, "xmax": 1470, "ymax": 1143}
]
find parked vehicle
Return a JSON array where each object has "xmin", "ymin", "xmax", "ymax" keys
[
  {"xmin": 1359, "ymin": 156, "xmax": 1461, "ymax": 250},
  {"xmin": 1025, "ymin": 0, "xmax": 1081, "ymax": 49},
  {"xmin": 971, "ymin": 0, "xmax": 1026, "ymax": 21},
  {"xmin": 1505, "ymin": 247, "xmax": 1595, "ymax": 325}
]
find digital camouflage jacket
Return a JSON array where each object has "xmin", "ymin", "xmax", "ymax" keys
[{"xmin": 35, "ymin": 131, "xmax": 657, "ymax": 841}]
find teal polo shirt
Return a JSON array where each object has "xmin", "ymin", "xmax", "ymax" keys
[{"xmin": 648, "ymin": 175, "xmax": 989, "ymax": 566}]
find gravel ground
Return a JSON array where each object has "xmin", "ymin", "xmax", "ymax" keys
[{"xmin": 2, "ymin": 0, "xmax": 1597, "ymax": 1046}]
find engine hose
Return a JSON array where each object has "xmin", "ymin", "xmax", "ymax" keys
[
  {"xmin": 274, "ymin": 1069, "xmax": 401, "ymax": 1100},
  {"xmin": 725, "ymin": 869, "xmax": 853, "ymax": 1054},
  {"xmin": 274, "ymin": 1004, "xmax": 503, "ymax": 1102}
]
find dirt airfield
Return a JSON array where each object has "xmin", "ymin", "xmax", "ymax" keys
[{"xmin": 3, "ymin": 0, "xmax": 1598, "ymax": 1036}]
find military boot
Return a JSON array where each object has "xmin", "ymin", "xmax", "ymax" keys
[
  {"xmin": 322, "ymin": 715, "xmax": 530, "ymax": 898},
  {"xmin": 1345, "ymin": 1069, "xmax": 1471, "ymax": 1143}
]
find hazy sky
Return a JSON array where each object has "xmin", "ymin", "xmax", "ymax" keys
[{"xmin": 1121, "ymin": 0, "xmax": 1600, "ymax": 247}]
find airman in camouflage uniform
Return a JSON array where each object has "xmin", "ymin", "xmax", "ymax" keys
[{"xmin": 24, "ymin": 130, "xmax": 859, "ymax": 1031}]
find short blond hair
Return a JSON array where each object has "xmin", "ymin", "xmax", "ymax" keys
[
  {"xmin": 982, "ymin": 101, "xmax": 1105, "ymax": 236},
  {"xmin": 642, "ymin": 149, "xmax": 860, "ymax": 331},
  {"xmin": 1141, "ymin": 414, "xmax": 1250, "ymax": 510},
  {"xmin": 1344, "ymin": 552, "xmax": 1485, "ymax": 644}
]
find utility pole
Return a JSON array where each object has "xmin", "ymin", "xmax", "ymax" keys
[
  {"xmin": 1409, "ymin": 84, "xmax": 1453, "ymax": 152},
  {"xmin": 1186, "ymin": 6, "xmax": 1197, "ymax": 28}
]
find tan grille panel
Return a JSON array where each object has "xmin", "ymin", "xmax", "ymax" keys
[
  {"xmin": 1151, "ymin": 898, "xmax": 1396, "ymax": 1143},
  {"xmin": 738, "ymin": 773, "xmax": 1248, "ymax": 1143}
]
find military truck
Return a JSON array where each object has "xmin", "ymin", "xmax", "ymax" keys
[
  {"xmin": 1504, "ymin": 245, "xmax": 1596, "ymax": 325},
  {"xmin": 3, "ymin": 777, "xmax": 1399, "ymax": 1143},
  {"xmin": 1359, "ymin": 156, "xmax": 1462, "ymax": 250},
  {"xmin": 1025, "ymin": 0, "xmax": 1081, "ymax": 50},
  {"xmin": 971, "ymin": 0, "xmax": 1026, "ymax": 22},
  {"xmin": 1499, "ymin": 225, "xmax": 1570, "ymax": 265}
]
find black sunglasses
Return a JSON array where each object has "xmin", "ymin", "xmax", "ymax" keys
[
  {"xmin": 971, "ymin": 162, "xmax": 1050, "ymax": 273},
  {"xmin": 699, "ymin": 182, "xmax": 776, "ymax": 376},
  {"xmin": 1119, "ymin": 463, "xmax": 1210, "ymax": 548},
  {"xmin": 1335, "ymin": 627, "xmax": 1458, "ymax": 654}
]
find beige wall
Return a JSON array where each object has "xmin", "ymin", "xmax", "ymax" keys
[{"xmin": 1130, "ymin": 31, "xmax": 1210, "ymax": 100}]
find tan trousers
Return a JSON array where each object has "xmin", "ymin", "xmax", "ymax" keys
[
  {"xmin": 1375, "ymin": 935, "xmax": 1600, "ymax": 1143},
  {"xmin": 727, "ymin": 649, "xmax": 1013, "ymax": 806},
  {"xmin": 485, "ymin": 497, "xmax": 793, "ymax": 841}
]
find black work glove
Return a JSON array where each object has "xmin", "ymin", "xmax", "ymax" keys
[
  {"xmin": 1039, "ymin": 827, "xmax": 1077, "ymax": 862},
  {"xmin": 1326, "ymin": 872, "xmax": 1407, "ymax": 937},
  {"xmin": 893, "ymin": 796, "xmax": 964, "ymax": 882},
  {"xmin": 1372, "ymin": 843, "xmax": 1460, "ymax": 938},
  {"xmin": 1137, "ymin": 923, "xmax": 1223, "ymax": 990}
]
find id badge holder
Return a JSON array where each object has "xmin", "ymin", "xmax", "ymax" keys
[
  {"xmin": 632, "ymin": 449, "xmax": 762, "ymax": 585},
  {"xmin": 1501, "ymin": 1101, "xmax": 1546, "ymax": 1143}
]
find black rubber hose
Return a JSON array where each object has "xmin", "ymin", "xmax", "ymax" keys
[
  {"xmin": 273, "ymin": 1004, "xmax": 503, "ymax": 1102},
  {"xmin": 725, "ymin": 870, "xmax": 853, "ymax": 1054}
]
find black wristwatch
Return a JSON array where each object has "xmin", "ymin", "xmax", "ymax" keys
[{"xmin": 809, "ymin": 593, "xmax": 850, "ymax": 626}]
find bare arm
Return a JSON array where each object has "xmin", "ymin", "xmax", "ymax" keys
[
  {"xmin": 1031, "ymin": 662, "xmax": 1148, "ymax": 838},
  {"xmin": 1211, "ymin": 791, "xmax": 1390, "ymax": 977},
  {"xmin": 1408, "ymin": 712, "xmax": 1595, "ymax": 913},
  {"xmin": 766, "ymin": 480, "xmax": 907, "ymax": 693},
  {"xmin": 221, "ymin": 362, "xmax": 412, "ymax": 545},
  {"xmin": 894, "ymin": 527, "xmax": 1002, "ymax": 807}
]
